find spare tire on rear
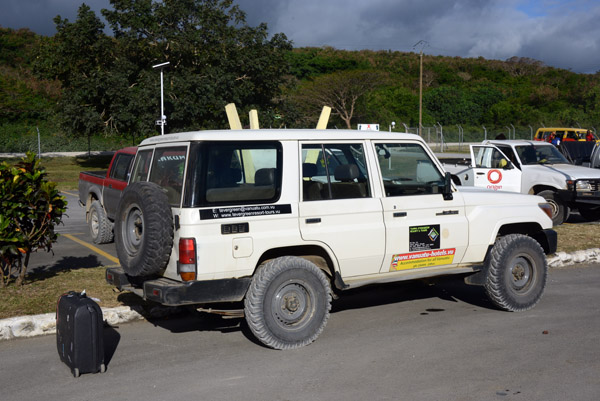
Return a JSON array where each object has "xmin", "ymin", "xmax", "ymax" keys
[{"xmin": 115, "ymin": 182, "xmax": 174, "ymax": 277}]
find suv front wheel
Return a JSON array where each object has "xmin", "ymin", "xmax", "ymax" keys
[
  {"xmin": 244, "ymin": 256, "xmax": 332, "ymax": 350},
  {"xmin": 484, "ymin": 234, "xmax": 548, "ymax": 312}
]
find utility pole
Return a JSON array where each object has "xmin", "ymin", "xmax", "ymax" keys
[
  {"xmin": 152, "ymin": 62, "xmax": 170, "ymax": 135},
  {"xmin": 413, "ymin": 41, "xmax": 428, "ymax": 137}
]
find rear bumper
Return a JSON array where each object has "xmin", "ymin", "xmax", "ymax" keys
[{"xmin": 106, "ymin": 267, "xmax": 251, "ymax": 306}]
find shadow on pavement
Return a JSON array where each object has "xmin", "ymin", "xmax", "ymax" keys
[
  {"xmin": 129, "ymin": 274, "xmax": 498, "ymax": 348},
  {"xmin": 331, "ymin": 274, "xmax": 497, "ymax": 313},
  {"xmin": 26, "ymin": 255, "xmax": 105, "ymax": 283},
  {"xmin": 103, "ymin": 325, "xmax": 121, "ymax": 367}
]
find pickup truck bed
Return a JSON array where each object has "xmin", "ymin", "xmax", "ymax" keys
[{"xmin": 78, "ymin": 147, "xmax": 137, "ymax": 243}]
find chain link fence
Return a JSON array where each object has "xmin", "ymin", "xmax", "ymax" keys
[{"xmin": 395, "ymin": 124, "xmax": 599, "ymax": 153}]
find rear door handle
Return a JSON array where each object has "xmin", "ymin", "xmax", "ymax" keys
[
  {"xmin": 476, "ymin": 172, "xmax": 485, "ymax": 175},
  {"xmin": 393, "ymin": 212, "xmax": 407, "ymax": 218},
  {"xmin": 306, "ymin": 218, "xmax": 321, "ymax": 224}
]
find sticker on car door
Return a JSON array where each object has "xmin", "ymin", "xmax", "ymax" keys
[{"xmin": 390, "ymin": 248, "xmax": 456, "ymax": 271}]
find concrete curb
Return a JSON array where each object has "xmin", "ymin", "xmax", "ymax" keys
[
  {"xmin": 0, "ymin": 304, "xmax": 183, "ymax": 341},
  {"xmin": 1, "ymin": 248, "xmax": 599, "ymax": 342}
]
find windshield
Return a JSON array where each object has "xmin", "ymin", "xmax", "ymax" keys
[{"xmin": 515, "ymin": 144, "xmax": 569, "ymax": 165}]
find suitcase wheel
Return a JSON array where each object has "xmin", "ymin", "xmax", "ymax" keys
[
  {"xmin": 100, "ymin": 364, "xmax": 106, "ymax": 373},
  {"xmin": 73, "ymin": 368, "xmax": 80, "ymax": 378}
]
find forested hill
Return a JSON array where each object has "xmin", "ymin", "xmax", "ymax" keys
[
  {"xmin": 2, "ymin": 23, "xmax": 599, "ymax": 142},
  {"xmin": 285, "ymin": 47, "xmax": 600, "ymax": 130}
]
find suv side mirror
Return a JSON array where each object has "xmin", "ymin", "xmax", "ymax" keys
[{"xmin": 443, "ymin": 172, "xmax": 453, "ymax": 200}]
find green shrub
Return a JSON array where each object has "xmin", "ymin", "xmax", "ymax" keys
[{"xmin": 0, "ymin": 153, "xmax": 67, "ymax": 286}]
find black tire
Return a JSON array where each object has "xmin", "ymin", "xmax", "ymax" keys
[
  {"xmin": 244, "ymin": 256, "xmax": 332, "ymax": 350},
  {"xmin": 114, "ymin": 182, "xmax": 173, "ymax": 277},
  {"xmin": 484, "ymin": 234, "xmax": 548, "ymax": 312},
  {"xmin": 578, "ymin": 205, "xmax": 600, "ymax": 222},
  {"xmin": 89, "ymin": 200, "xmax": 114, "ymax": 244},
  {"xmin": 538, "ymin": 190, "xmax": 567, "ymax": 225}
]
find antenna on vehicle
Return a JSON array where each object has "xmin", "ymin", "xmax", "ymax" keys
[{"xmin": 152, "ymin": 62, "xmax": 170, "ymax": 135}]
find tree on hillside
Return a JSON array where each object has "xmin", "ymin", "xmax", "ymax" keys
[
  {"xmin": 34, "ymin": 4, "xmax": 114, "ymax": 146},
  {"xmin": 292, "ymin": 70, "xmax": 388, "ymax": 129},
  {"xmin": 101, "ymin": 0, "xmax": 292, "ymax": 132},
  {"xmin": 35, "ymin": 0, "xmax": 291, "ymax": 139}
]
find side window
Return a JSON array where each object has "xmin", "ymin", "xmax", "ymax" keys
[
  {"xmin": 376, "ymin": 142, "xmax": 444, "ymax": 197},
  {"xmin": 201, "ymin": 141, "xmax": 281, "ymax": 205},
  {"xmin": 130, "ymin": 149, "xmax": 153, "ymax": 183},
  {"xmin": 301, "ymin": 143, "xmax": 370, "ymax": 201},
  {"xmin": 109, "ymin": 153, "xmax": 134, "ymax": 181},
  {"xmin": 473, "ymin": 147, "xmax": 509, "ymax": 169},
  {"xmin": 496, "ymin": 145, "xmax": 519, "ymax": 168},
  {"xmin": 148, "ymin": 147, "xmax": 187, "ymax": 206}
]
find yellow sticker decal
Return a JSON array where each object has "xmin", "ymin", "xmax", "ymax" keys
[{"xmin": 390, "ymin": 248, "xmax": 456, "ymax": 271}]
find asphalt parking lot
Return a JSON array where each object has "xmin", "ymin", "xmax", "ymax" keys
[
  {"xmin": 25, "ymin": 191, "xmax": 119, "ymax": 275},
  {"xmin": 3, "ymin": 190, "xmax": 600, "ymax": 401}
]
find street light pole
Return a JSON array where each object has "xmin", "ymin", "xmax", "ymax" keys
[
  {"xmin": 152, "ymin": 61, "xmax": 170, "ymax": 135},
  {"xmin": 413, "ymin": 41, "xmax": 428, "ymax": 137}
]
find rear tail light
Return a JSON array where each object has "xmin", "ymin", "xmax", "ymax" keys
[{"xmin": 178, "ymin": 238, "xmax": 197, "ymax": 281}]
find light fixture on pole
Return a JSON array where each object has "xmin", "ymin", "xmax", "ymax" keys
[{"xmin": 152, "ymin": 61, "xmax": 170, "ymax": 135}]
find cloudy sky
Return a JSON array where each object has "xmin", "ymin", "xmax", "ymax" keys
[{"xmin": 1, "ymin": 0, "xmax": 599, "ymax": 73}]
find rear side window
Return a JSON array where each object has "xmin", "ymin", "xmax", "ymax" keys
[
  {"xmin": 301, "ymin": 143, "xmax": 370, "ymax": 201},
  {"xmin": 130, "ymin": 149, "xmax": 153, "ymax": 183},
  {"xmin": 148, "ymin": 147, "xmax": 187, "ymax": 206},
  {"xmin": 186, "ymin": 141, "xmax": 282, "ymax": 207}
]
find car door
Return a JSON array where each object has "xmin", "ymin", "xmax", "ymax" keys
[
  {"xmin": 298, "ymin": 142, "xmax": 385, "ymax": 277},
  {"xmin": 374, "ymin": 141, "xmax": 469, "ymax": 273},
  {"xmin": 470, "ymin": 145, "xmax": 522, "ymax": 193},
  {"xmin": 103, "ymin": 152, "xmax": 134, "ymax": 218}
]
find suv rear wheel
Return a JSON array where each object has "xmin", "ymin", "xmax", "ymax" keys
[
  {"xmin": 89, "ymin": 200, "xmax": 113, "ymax": 244},
  {"xmin": 244, "ymin": 256, "xmax": 332, "ymax": 350}
]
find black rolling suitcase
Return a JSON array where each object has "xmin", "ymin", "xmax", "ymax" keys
[{"xmin": 56, "ymin": 291, "xmax": 106, "ymax": 377}]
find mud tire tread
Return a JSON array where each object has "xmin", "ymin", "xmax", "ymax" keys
[
  {"xmin": 89, "ymin": 200, "xmax": 114, "ymax": 244},
  {"xmin": 484, "ymin": 234, "xmax": 547, "ymax": 312},
  {"xmin": 114, "ymin": 182, "xmax": 173, "ymax": 277},
  {"xmin": 244, "ymin": 256, "xmax": 332, "ymax": 350}
]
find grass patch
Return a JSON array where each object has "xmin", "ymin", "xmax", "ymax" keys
[
  {"xmin": 0, "ymin": 154, "xmax": 114, "ymax": 191},
  {"xmin": 42, "ymin": 155, "xmax": 114, "ymax": 191},
  {"xmin": 0, "ymin": 266, "xmax": 127, "ymax": 319},
  {"xmin": 554, "ymin": 222, "xmax": 599, "ymax": 253}
]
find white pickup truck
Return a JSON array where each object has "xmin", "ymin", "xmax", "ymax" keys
[
  {"xmin": 105, "ymin": 130, "xmax": 556, "ymax": 349},
  {"xmin": 442, "ymin": 140, "xmax": 600, "ymax": 225}
]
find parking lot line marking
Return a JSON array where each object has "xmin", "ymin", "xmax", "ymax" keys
[
  {"xmin": 61, "ymin": 190, "xmax": 78, "ymax": 197},
  {"xmin": 62, "ymin": 233, "xmax": 120, "ymax": 264}
]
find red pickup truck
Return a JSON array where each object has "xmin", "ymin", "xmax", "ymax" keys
[{"xmin": 78, "ymin": 147, "xmax": 137, "ymax": 243}]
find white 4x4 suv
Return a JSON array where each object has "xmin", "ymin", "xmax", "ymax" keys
[{"xmin": 106, "ymin": 130, "xmax": 557, "ymax": 349}]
